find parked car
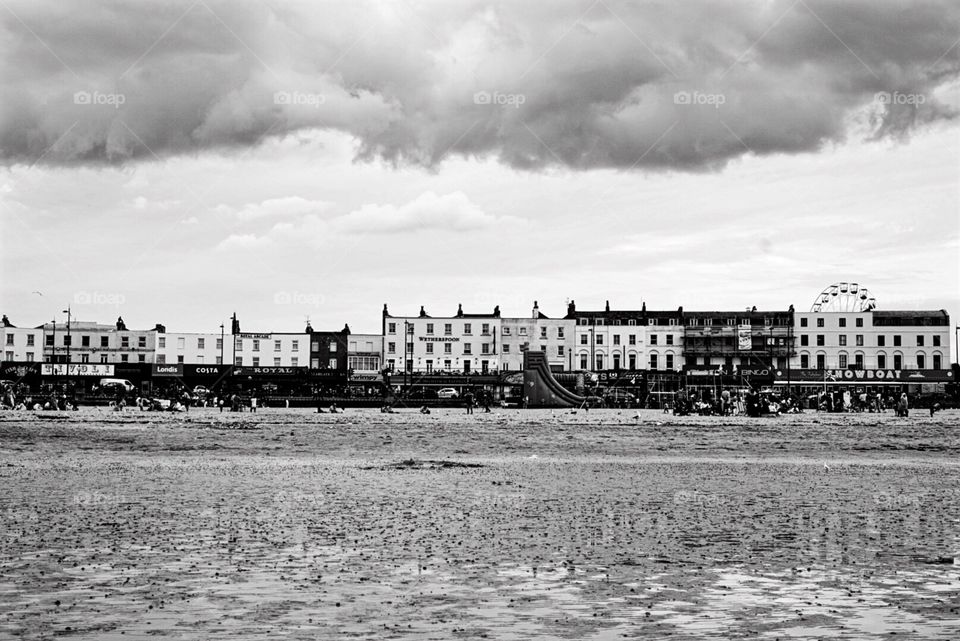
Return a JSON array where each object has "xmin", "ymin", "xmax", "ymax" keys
[
  {"xmin": 97, "ymin": 378, "xmax": 136, "ymax": 393},
  {"xmin": 437, "ymin": 388, "xmax": 459, "ymax": 399}
]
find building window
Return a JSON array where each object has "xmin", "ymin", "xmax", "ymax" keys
[
  {"xmin": 388, "ymin": 323, "xmax": 396, "ymax": 334},
  {"xmin": 933, "ymin": 354, "xmax": 942, "ymax": 369},
  {"xmin": 81, "ymin": 335, "xmax": 90, "ymax": 347},
  {"xmin": 291, "ymin": 357, "xmax": 297, "ymax": 367},
  {"xmin": 839, "ymin": 318, "xmax": 846, "ymax": 328},
  {"xmin": 463, "ymin": 343, "xmax": 472, "ymax": 355},
  {"xmin": 580, "ymin": 354, "xmax": 588, "ymax": 369},
  {"xmin": 502, "ymin": 327, "xmax": 511, "ymax": 335},
  {"xmin": 121, "ymin": 336, "xmax": 129, "ymax": 348},
  {"xmin": 893, "ymin": 354, "xmax": 902, "ymax": 369},
  {"xmin": 63, "ymin": 335, "xmax": 72, "ymax": 347},
  {"xmin": 649, "ymin": 354, "xmax": 658, "ymax": 369},
  {"xmin": 596, "ymin": 335, "xmax": 603, "ymax": 345},
  {"xmin": 444, "ymin": 343, "xmax": 452, "ymax": 354},
  {"xmin": 176, "ymin": 355, "xmax": 183, "ymax": 364},
  {"xmin": 540, "ymin": 327, "xmax": 547, "ymax": 339},
  {"xmin": 139, "ymin": 336, "xmax": 147, "ymax": 348},
  {"xmin": 483, "ymin": 323, "xmax": 491, "ymax": 335},
  {"xmin": 595, "ymin": 354, "xmax": 604, "ymax": 369},
  {"xmin": 628, "ymin": 319, "xmax": 636, "ymax": 326},
  {"xmin": 100, "ymin": 354, "xmax": 108, "ymax": 363},
  {"xmin": 893, "ymin": 335, "xmax": 901, "ymax": 346},
  {"xmin": 216, "ymin": 338, "xmax": 224, "ymax": 351},
  {"xmin": 917, "ymin": 354, "xmax": 925, "ymax": 369},
  {"xmin": 464, "ymin": 323, "xmax": 472, "ymax": 335},
  {"xmin": 271, "ymin": 339, "xmax": 279, "ymax": 351},
  {"xmin": 27, "ymin": 334, "xmax": 35, "ymax": 346},
  {"xmin": 253, "ymin": 339, "xmax": 260, "ymax": 352},
  {"xmin": 558, "ymin": 346, "xmax": 565, "ymax": 356},
  {"xmin": 580, "ymin": 335, "xmax": 588, "ymax": 345},
  {"xmin": 252, "ymin": 357, "xmax": 260, "ymax": 366},
  {"xmin": 4, "ymin": 334, "xmax": 14, "ymax": 346},
  {"xmin": 854, "ymin": 353, "xmax": 863, "ymax": 369},
  {"xmin": 156, "ymin": 354, "xmax": 166, "ymax": 364},
  {"xmin": 628, "ymin": 335, "xmax": 636, "ymax": 345},
  {"xmin": 197, "ymin": 338, "xmax": 204, "ymax": 349},
  {"xmin": 387, "ymin": 342, "xmax": 396, "ymax": 354},
  {"xmin": 426, "ymin": 343, "xmax": 434, "ymax": 354},
  {"xmin": 666, "ymin": 334, "xmax": 674, "ymax": 345},
  {"xmin": 579, "ymin": 318, "xmax": 588, "ymax": 325},
  {"xmin": 933, "ymin": 336, "xmax": 941, "ymax": 347},
  {"xmin": 916, "ymin": 335, "xmax": 924, "ymax": 347},
  {"xmin": 816, "ymin": 354, "xmax": 825, "ymax": 369},
  {"xmin": 650, "ymin": 334, "xmax": 658, "ymax": 345},
  {"xmin": 816, "ymin": 335, "xmax": 824, "ymax": 346},
  {"xmin": 444, "ymin": 324, "xmax": 452, "ymax": 335},
  {"xmin": 800, "ymin": 354, "xmax": 809, "ymax": 368},
  {"xmin": 855, "ymin": 335, "xmax": 863, "ymax": 346},
  {"xmin": 121, "ymin": 354, "xmax": 129, "ymax": 363},
  {"xmin": 235, "ymin": 357, "xmax": 242, "ymax": 366},
  {"xmin": 235, "ymin": 338, "xmax": 243, "ymax": 351},
  {"xmin": 877, "ymin": 353, "xmax": 886, "ymax": 369},
  {"xmin": 274, "ymin": 357, "xmax": 281, "ymax": 366},
  {"xmin": 482, "ymin": 343, "xmax": 490, "ymax": 354},
  {"xmin": 25, "ymin": 352, "xmax": 34, "ymax": 361},
  {"xmin": 817, "ymin": 318, "xmax": 824, "ymax": 328},
  {"xmin": 856, "ymin": 318, "xmax": 863, "ymax": 327},
  {"xmin": 665, "ymin": 354, "xmax": 674, "ymax": 369},
  {"xmin": 426, "ymin": 323, "xmax": 434, "ymax": 335},
  {"xmin": 329, "ymin": 341, "xmax": 337, "ymax": 352},
  {"xmin": 839, "ymin": 335, "xmax": 847, "ymax": 346},
  {"xmin": 800, "ymin": 318, "xmax": 808, "ymax": 327},
  {"xmin": 613, "ymin": 335, "xmax": 620, "ymax": 346},
  {"xmin": 557, "ymin": 328, "xmax": 564, "ymax": 339},
  {"xmin": 800, "ymin": 335, "xmax": 809, "ymax": 346},
  {"xmin": 519, "ymin": 327, "xmax": 527, "ymax": 336},
  {"xmin": 878, "ymin": 335, "xmax": 885, "ymax": 347},
  {"xmin": 503, "ymin": 344, "xmax": 510, "ymax": 353},
  {"xmin": 291, "ymin": 340, "xmax": 299, "ymax": 351},
  {"xmin": 160, "ymin": 336, "xmax": 168, "ymax": 348},
  {"xmin": 839, "ymin": 353, "xmax": 847, "ymax": 368}
]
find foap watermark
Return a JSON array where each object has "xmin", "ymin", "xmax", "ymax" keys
[
  {"xmin": 74, "ymin": 290, "xmax": 126, "ymax": 308},
  {"xmin": 274, "ymin": 291, "xmax": 325, "ymax": 308},
  {"xmin": 274, "ymin": 90, "xmax": 325, "ymax": 108},
  {"xmin": 673, "ymin": 90, "xmax": 726, "ymax": 108},
  {"xmin": 874, "ymin": 91, "xmax": 926, "ymax": 107},
  {"xmin": 72, "ymin": 491, "xmax": 128, "ymax": 507},
  {"xmin": 474, "ymin": 90, "xmax": 526, "ymax": 108},
  {"xmin": 673, "ymin": 489, "xmax": 727, "ymax": 507},
  {"xmin": 872, "ymin": 491, "xmax": 923, "ymax": 508},
  {"xmin": 73, "ymin": 90, "xmax": 125, "ymax": 109}
]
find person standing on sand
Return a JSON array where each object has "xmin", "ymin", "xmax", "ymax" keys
[
  {"xmin": 464, "ymin": 389, "xmax": 475, "ymax": 414},
  {"xmin": 250, "ymin": 396, "xmax": 258, "ymax": 413}
]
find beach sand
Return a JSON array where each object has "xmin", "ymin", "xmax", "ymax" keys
[{"xmin": 1, "ymin": 408, "xmax": 959, "ymax": 639}]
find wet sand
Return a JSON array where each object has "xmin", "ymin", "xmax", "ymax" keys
[{"xmin": 1, "ymin": 408, "xmax": 959, "ymax": 639}]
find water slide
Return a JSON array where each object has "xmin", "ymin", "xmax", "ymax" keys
[{"xmin": 522, "ymin": 351, "xmax": 586, "ymax": 408}]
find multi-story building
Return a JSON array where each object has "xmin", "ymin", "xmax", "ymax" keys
[
  {"xmin": 308, "ymin": 325, "xmax": 350, "ymax": 372},
  {"xmin": 382, "ymin": 303, "xmax": 501, "ymax": 374},
  {"xmin": 232, "ymin": 331, "xmax": 307, "ymax": 368},
  {"xmin": 1, "ymin": 316, "xmax": 43, "ymax": 363},
  {"xmin": 792, "ymin": 309, "xmax": 950, "ymax": 372},
  {"xmin": 40, "ymin": 317, "xmax": 159, "ymax": 365},
  {"xmin": 682, "ymin": 307, "xmax": 795, "ymax": 372},
  {"xmin": 348, "ymin": 333, "xmax": 383, "ymax": 374},
  {"xmin": 500, "ymin": 301, "xmax": 574, "ymax": 372},
  {"xmin": 565, "ymin": 300, "xmax": 681, "ymax": 372},
  {"xmin": 155, "ymin": 331, "xmax": 226, "ymax": 365}
]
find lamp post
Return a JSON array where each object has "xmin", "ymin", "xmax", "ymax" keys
[
  {"xmin": 62, "ymin": 306, "xmax": 71, "ymax": 396},
  {"xmin": 219, "ymin": 324, "xmax": 225, "ymax": 365}
]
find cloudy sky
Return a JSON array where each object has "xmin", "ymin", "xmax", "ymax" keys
[{"xmin": 1, "ymin": 0, "xmax": 958, "ymax": 343}]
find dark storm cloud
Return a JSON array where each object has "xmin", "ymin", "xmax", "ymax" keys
[{"xmin": 0, "ymin": 0, "xmax": 957, "ymax": 170}]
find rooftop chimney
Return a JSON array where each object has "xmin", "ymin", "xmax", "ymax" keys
[
  {"xmin": 457, "ymin": 303, "xmax": 463, "ymax": 317},
  {"xmin": 532, "ymin": 300, "xmax": 539, "ymax": 319}
]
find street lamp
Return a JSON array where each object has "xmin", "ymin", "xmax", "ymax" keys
[
  {"xmin": 219, "ymin": 324, "xmax": 225, "ymax": 365},
  {"xmin": 62, "ymin": 306, "xmax": 71, "ymax": 395}
]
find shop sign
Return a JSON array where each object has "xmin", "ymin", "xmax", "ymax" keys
[{"xmin": 42, "ymin": 363, "xmax": 114, "ymax": 376}]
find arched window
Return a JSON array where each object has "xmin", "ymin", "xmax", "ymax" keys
[
  {"xmin": 916, "ymin": 351, "xmax": 926, "ymax": 370},
  {"xmin": 800, "ymin": 351, "xmax": 810, "ymax": 369},
  {"xmin": 876, "ymin": 351, "xmax": 887, "ymax": 369},
  {"xmin": 838, "ymin": 351, "xmax": 848, "ymax": 369},
  {"xmin": 932, "ymin": 351, "xmax": 943, "ymax": 370}
]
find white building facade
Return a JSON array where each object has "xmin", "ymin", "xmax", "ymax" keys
[
  {"xmin": 500, "ymin": 302, "xmax": 574, "ymax": 372},
  {"xmin": 382, "ymin": 304, "xmax": 502, "ymax": 374},
  {"xmin": 792, "ymin": 310, "xmax": 951, "ymax": 372},
  {"xmin": 155, "ymin": 332, "xmax": 225, "ymax": 365}
]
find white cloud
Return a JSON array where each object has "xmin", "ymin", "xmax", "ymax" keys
[
  {"xmin": 215, "ymin": 233, "xmax": 268, "ymax": 251},
  {"xmin": 226, "ymin": 196, "xmax": 332, "ymax": 221},
  {"xmin": 332, "ymin": 191, "xmax": 512, "ymax": 234}
]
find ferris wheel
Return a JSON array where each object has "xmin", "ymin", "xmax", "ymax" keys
[{"xmin": 810, "ymin": 282, "xmax": 877, "ymax": 313}]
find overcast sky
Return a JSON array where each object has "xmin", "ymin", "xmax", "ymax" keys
[{"xmin": 1, "ymin": 0, "xmax": 958, "ymax": 343}]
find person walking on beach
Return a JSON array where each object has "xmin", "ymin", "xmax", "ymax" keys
[
  {"xmin": 897, "ymin": 392, "xmax": 909, "ymax": 417},
  {"xmin": 250, "ymin": 395, "xmax": 258, "ymax": 413},
  {"xmin": 464, "ymin": 389, "xmax": 475, "ymax": 414}
]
